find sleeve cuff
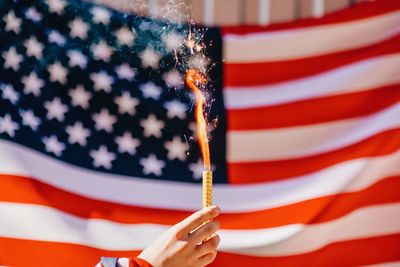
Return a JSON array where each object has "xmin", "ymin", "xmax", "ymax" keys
[{"xmin": 98, "ymin": 257, "xmax": 152, "ymax": 267}]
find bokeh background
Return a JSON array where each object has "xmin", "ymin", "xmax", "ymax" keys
[{"xmin": 0, "ymin": 0, "xmax": 399, "ymax": 266}]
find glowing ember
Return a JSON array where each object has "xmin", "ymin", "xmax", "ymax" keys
[{"xmin": 185, "ymin": 69, "xmax": 211, "ymax": 171}]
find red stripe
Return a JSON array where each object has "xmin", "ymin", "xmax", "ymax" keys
[
  {"xmin": 0, "ymin": 237, "xmax": 136, "ymax": 267},
  {"xmin": 0, "ymin": 173, "xmax": 189, "ymax": 226},
  {"xmin": 222, "ymin": 0, "xmax": 400, "ymax": 35},
  {"xmin": 224, "ymin": 35, "xmax": 400, "ymax": 86},
  {"xmin": 211, "ymin": 234, "xmax": 400, "ymax": 267},
  {"xmin": 228, "ymin": 85, "xmax": 400, "ymax": 130},
  {"xmin": 219, "ymin": 176, "xmax": 400, "ymax": 229},
  {"xmin": 1, "ymin": 234, "xmax": 399, "ymax": 267},
  {"xmin": 228, "ymin": 129, "xmax": 400, "ymax": 183},
  {"xmin": 0, "ymin": 173, "xmax": 398, "ymax": 229}
]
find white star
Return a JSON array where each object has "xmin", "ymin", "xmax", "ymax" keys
[
  {"xmin": 163, "ymin": 69, "xmax": 183, "ymax": 88},
  {"xmin": 1, "ymin": 84, "xmax": 19, "ymax": 104},
  {"xmin": 140, "ymin": 82, "xmax": 162, "ymax": 100},
  {"xmin": 115, "ymin": 132, "xmax": 140, "ymax": 155},
  {"xmin": 46, "ymin": 0, "xmax": 66, "ymax": 15},
  {"xmin": 48, "ymin": 30, "xmax": 66, "ymax": 46},
  {"xmin": 44, "ymin": 97, "xmax": 68, "ymax": 121},
  {"xmin": 25, "ymin": 7, "xmax": 42, "ymax": 22},
  {"xmin": 139, "ymin": 48, "xmax": 160, "ymax": 69},
  {"xmin": 90, "ymin": 71, "xmax": 114, "ymax": 92},
  {"xmin": 140, "ymin": 114, "xmax": 164, "ymax": 138},
  {"xmin": 48, "ymin": 62, "xmax": 68, "ymax": 84},
  {"xmin": 3, "ymin": 47, "xmax": 23, "ymax": 71},
  {"xmin": 189, "ymin": 159, "xmax": 204, "ymax": 180},
  {"xmin": 162, "ymin": 32, "xmax": 183, "ymax": 52},
  {"xmin": 92, "ymin": 109, "xmax": 116, "ymax": 133},
  {"xmin": 24, "ymin": 37, "xmax": 43, "ymax": 59},
  {"xmin": 90, "ymin": 145, "xmax": 116, "ymax": 169},
  {"xmin": 164, "ymin": 100, "xmax": 187, "ymax": 119},
  {"xmin": 68, "ymin": 18, "xmax": 89, "ymax": 39},
  {"xmin": 0, "ymin": 114, "xmax": 19, "ymax": 137},
  {"xmin": 67, "ymin": 50, "xmax": 87, "ymax": 68},
  {"xmin": 115, "ymin": 27, "xmax": 135, "ymax": 46},
  {"xmin": 69, "ymin": 85, "xmax": 91, "ymax": 109},
  {"xmin": 20, "ymin": 110, "xmax": 41, "ymax": 131},
  {"xmin": 66, "ymin": 122, "xmax": 90, "ymax": 146},
  {"xmin": 165, "ymin": 136, "xmax": 187, "ymax": 161},
  {"xmin": 115, "ymin": 64, "xmax": 136, "ymax": 81},
  {"xmin": 3, "ymin": 11, "xmax": 21, "ymax": 33},
  {"xmin": 139, "ymin": 154, "xmax": 165, "ymax": 176},
  {"xmin": 92, "ymin": 41, "xmax": 113, "ymax": 62},
  {"xmin": 22, "ymin": 72, "xmax": 44, "ymax": 96},
  {"xmin": 115, "ymin": 92, "xmax": 139, "ymax": 115},
  {"xmin": 91, "ymin": 6, "xmax": 111, "ymax": 25},
  {"xmin": 42, "ymin": 135, "xmax": 65, "ymax": 157}
]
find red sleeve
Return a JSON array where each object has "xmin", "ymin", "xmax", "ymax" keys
[{"xmin": 131, "ymin": 257, "xmax": 153, "ymax": 267}]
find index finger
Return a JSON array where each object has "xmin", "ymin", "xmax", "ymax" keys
[{"xmin": 177, "ymin": 206, "xmax": 220, "ymax": 235}]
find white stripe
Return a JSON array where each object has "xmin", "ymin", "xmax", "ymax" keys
[
  {"xmin": 0, "ymin": 140, "xmax": 399, "ymax": 212},
  {"xmin": 228, "ymin": 103, "xmax": 400, "ymax": 162},
  {"xmin": 224, "ymin": 11, "xmax": 400, "ymax": 62},
  {"xmin": 0, "ymin": 202, "xmax": 399, "ymax": 255},
  {"xmin": 222, "ymin": 203, "xmax": 400, "ymax": 256},
  {"xmin": 203, "ymin": 0, "xmax": 215, "ymax": 25},
  {"xmin": 366, "ymin": 262, "xmax": 400, "ymax": 267},
  {"xmin": 312, "ymin": 0, "xmax": 325, "ymax": 18},
  {"xmin": 258, "ymin": 0, "xmax": 270, "ymax": 25},
  {"xmin": 148, "ymin": 0, "xmax": 159, "ymax": 17},
  {"xmin": 224, "ymin": 54, "xmax": 400, "ymax": 109}
]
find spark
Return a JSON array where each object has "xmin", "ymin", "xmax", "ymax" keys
[{"xmin": 183, "ymin": 134, "xmax": 190, "ymax": 156}]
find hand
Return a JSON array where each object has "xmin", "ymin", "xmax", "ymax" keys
[{"xmin": 138, "ymin": 206, "xmax": 221, "ymax": 267}]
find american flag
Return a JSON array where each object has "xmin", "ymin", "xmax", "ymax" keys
[{"xmin": 0, "ymin": 0, "xmax": 399, "ymax": 266}]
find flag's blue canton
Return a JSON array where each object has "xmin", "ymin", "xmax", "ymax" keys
[{"xmin": 0, "ymin": 0, "xmax": 226, "ymax": 183}]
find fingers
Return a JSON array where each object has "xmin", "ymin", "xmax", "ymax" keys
[
  {"xmin": 195, "ymin": 234, "xmax": 220, "ymax": 258},
  {"xmin": 195, "ymin": 235, "xmax": 220, "ymax": 267},
  {"xmin": 189, "ymin": 220, "xmax": 220, "ymax": 245},
  {"xmin": 177, "ymin": 206, "xmax": 220, "ymax": 236},
  {"xmin": 196, "ymin": 251, "xmax": 218, "ymax": 267}
]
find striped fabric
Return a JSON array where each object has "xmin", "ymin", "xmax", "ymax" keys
[
  {"xmin": 215, "ymin": 0, "xmax": 400, "ymax": 265},
  {"xmin": 0, "ymin": 0, "xmax": 399, "ymax": 266}
]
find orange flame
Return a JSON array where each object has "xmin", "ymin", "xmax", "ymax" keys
[{"xmin": 186, "ymin": 69, "xmax": 211, "ymax": 171}]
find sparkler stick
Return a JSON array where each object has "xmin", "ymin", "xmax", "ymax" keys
[
  {"xmin": 185, "ymin": 69, "xmax": 213, "ymax": 209},
  {"xmin": 202, "ymin": 170, "xmax": 212, "ymax": 208}
]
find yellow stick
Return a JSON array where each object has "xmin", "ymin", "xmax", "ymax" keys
[{"xmin": 202, "ymin": 170, "xmax": 213, "ymax": 208}]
